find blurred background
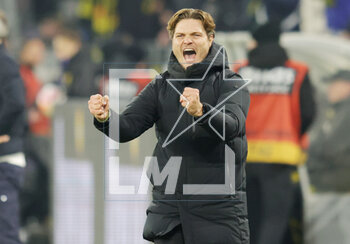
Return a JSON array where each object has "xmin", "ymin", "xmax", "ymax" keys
[{"xmin": 0, "ymin": 0, "xmax": 350, "ymax": 243}]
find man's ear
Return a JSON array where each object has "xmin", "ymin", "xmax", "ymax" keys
[{"xmin": 209, "ymin": 34, "xmax": 214, "ymax": 45}]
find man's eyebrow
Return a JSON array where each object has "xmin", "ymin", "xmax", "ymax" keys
[
  {"xmin": 175, "ymin": 31, "xmax": 203, "ymax": 35},
  {"xmin": 190, "ymin": 32, "xmax": 203, "ymax": 35}
]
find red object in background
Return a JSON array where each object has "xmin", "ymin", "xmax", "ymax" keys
[
  {"xmin": 20, "ymin": 65, "xmax": 51, "ymax": 136},
  {"xmin": 234, "ymin": 60, "xmax": 309, "ymax": 165},
  {"xmin": 99, "ymin": 70, "xmax": 152, "ymax": 96},
  {"xmin": 126, "ymin": 70, "xmax": 152, "ymax": 94}
]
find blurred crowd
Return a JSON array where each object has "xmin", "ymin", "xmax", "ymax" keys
[{"xmin": 0, "ymin": 0, "xmax": 350, "ymax": 244}]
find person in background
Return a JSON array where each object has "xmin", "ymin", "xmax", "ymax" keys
[
  {"xmin": 307, "ymin": 70, "xmax": 350, "ymax": 192},
  {"xmin": 0, "ymin": 10, "xmax": 27, "ymax": 244},
  {"xmin": 234, "ymin": 22, "xmax": 316, "ymax": 244},
  {"xmin": 36, "ymin": 17, "xmax": 63, "ymax": 85},
  {"xmin": 20, "ymin": 38, "xmax": 50, "ymax": 137},
  {"xmin": 304, "ymin": 70, "xmax": 350, "ymax": 244},
  {"xmin": 53, "ymin": 27, "xmax": 100, "ymax": 98},
  {"xmin": 19, "ymin": 38, "xmax": 51, "ymax": 241}
]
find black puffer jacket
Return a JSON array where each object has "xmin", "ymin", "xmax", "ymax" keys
[
  {"xmin": 0, "ymin": 44, "xmax": 26, "ymax": 156},
  {"xmin": 95, "ymin": 42, "xmax": 250, "ymax": 243}
]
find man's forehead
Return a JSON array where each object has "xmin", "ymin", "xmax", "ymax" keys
[{"xmin": 174, "ymin": 19, "xmax": 205, "ymax": 33}]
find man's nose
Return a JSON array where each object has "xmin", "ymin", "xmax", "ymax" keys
[{"xmin": 183, "ymin": 37, "xmax": 193, "ymax": 44}]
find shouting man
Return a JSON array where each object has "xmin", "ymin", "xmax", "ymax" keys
[{"xmin": 89, "ymin": 8, "xmax": 250, "ymax": 244}]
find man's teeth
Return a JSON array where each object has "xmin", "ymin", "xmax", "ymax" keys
[{"xmin": 183, "ymin": 49, "xmax": 196, "ymax": 62}]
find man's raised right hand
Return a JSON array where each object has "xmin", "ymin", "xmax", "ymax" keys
[{"xmin": 88, "ymin": 94, "xmax": 110, "ymax": 122}]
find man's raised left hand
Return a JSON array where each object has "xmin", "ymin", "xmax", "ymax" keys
[{"xmin": 180, "ymin": 87, "xmax": 203, "ymax": 117}]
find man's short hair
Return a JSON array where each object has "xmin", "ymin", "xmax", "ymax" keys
[
  {"xmin": 167, "ymin": 8, "xmax": 216, "ymax": 39},
  {"xmin": 0, "ymin": 10, "xmax": 9, "ymax": 39}
]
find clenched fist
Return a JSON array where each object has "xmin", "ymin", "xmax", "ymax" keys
[
  {"xmin": 88, "ymin": 94, "xmax": 110, "ymax": 121},
  {"xmin": 180, "ymin": 87, "xmax": 203, "ymax": 117}
]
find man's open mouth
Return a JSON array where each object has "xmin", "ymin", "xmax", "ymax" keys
[{"xmin": 183, "ymin": 48, "xmax": 196, "ymax": 63}]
